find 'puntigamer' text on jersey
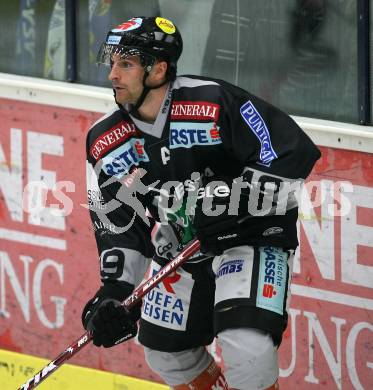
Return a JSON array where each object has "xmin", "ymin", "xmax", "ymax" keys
[{"xmin": 86, "ymin": 75, "xmax": 320, "ymax": 281}]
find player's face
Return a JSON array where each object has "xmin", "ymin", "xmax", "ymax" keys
[{"xmin": 109, "ymin": 54, "xmax": 145, "ymax": 105}]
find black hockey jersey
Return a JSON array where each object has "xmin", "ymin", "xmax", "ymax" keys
[{"xmin": 86, "ymin": 75, "xmax": 320, "ymax": 284}]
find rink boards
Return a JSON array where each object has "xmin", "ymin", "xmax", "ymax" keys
[{"xmin": 0, "ymin": 73, "xmax": 372, "ymax": 389}]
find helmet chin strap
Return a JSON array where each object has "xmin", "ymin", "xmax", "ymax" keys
[
  {"xmin": 114, "ymin": 66, "xmax": 169, "ymax": 114},
  {"xmin": 131, "ymin": 71, "xmax": 151, "ymax": 113}
]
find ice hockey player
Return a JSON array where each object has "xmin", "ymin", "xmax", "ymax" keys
[{"xmin": 82, "ymin": 16, "xmax": 321, "ymax": 390}]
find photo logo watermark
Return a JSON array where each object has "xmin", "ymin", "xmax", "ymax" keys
[{"xmin": 20, "ymin": 164, "xmax": 354, "ymax": 235}]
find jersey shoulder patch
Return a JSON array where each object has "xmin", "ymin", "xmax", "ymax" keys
[{"xmin": 240, "ymin": 100, "xmax": 277, "ymax": 167}]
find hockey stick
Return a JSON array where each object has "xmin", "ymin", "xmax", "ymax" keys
[{"xmin": 18, "ymin": 238, "xmax": 201, "ymax": 390}]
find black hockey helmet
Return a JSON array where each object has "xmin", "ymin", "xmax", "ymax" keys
[{"xmin": 97, "ymin": 16, "xmax": 183, "ymax": 80}]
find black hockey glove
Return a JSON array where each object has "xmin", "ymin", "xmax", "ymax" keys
[
  {"xmin": 194, "ymin": 175, "xmax": 298, "ymax": 255},
  {"xmin": 82, "ymin": 281, "xmax": 141, "ymax": 348}
]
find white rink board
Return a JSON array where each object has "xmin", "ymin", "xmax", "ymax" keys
[{"xmin": 0, "ymin": 72, "xmax": 372, "ymax": 153}]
